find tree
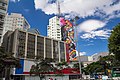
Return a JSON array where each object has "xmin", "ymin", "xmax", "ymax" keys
[
  {"xmin": 99, "ymin": 55, "xmax": 120, "ymax": 67},
  {"xmin": 56, "ymin": 61, "xmax": 69, "ymax": 69},
  {"xmin": 73, "ymin": 62, "xmax": 87, "ymax": 75},
  {"xmin": 84, "ymin": 55, "xmax": 120, "ymax": 77},
  {"xmin": 54, "ymin": 61, "xmax": 69, "ymax": 80},
  {"xmin": 55, "ymin": 61, "xmax": 69, "ymax": 75},
  {"xmin": 73, "ymin": 63, "xmax": 79, "ymax": 69},
  {"xmin": 108, "ymin": 23, "xmax": 120, "ymax": 61},
  {"xmin": 85, "ymin": 61, "xmax": 104, "ymax": 75},
  {"xmin": 30, "ymin": 58, "xmax": 55, "ymax": 80},
  {"xmin": 0, "ymin": 47, "xmax": 20, "ymax": 80}
]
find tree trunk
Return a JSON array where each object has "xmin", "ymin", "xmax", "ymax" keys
[
  {"xmin": 39, "ymin": 74, "xmax": 41, "ymax": 80},
  {"xmin": 45, "ymin": 76, "xmax": 46, "ymax": 80},
  {"xmin": 5, "ymin": 67, "xmax": 10, "ymax": 80}
]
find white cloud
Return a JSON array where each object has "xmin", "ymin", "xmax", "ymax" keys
[
  {"xmin": 34, "ymin": 0, "xmax": 120, "ymax": 19},
  {"xmin": 85, "ymin": 44, "xmax": 94, "ymax": 46},
  {"xmin": 79, "ymin": 52, "xmax": 86, "ymax": 56},
  {"xmin": 80, "ymin": 33, "xmax": 94, "ymax": 39},
  {"xmin": 34, "ymin": 0, "xmax": 58, "ymax": 14},
  {"xmin": 80, "ymin": 30, "xmax": 111, "ymax": 39},
  {"xmin": 76, "ymin": 51, "xmax": 86, "ymax": 56},
  {"xmin": 10, "ymin": 0, "xmax": 20, "ymax": 2},
  {"xmin": 78, "ymin": 20, "xmax": 106, "ymax": 32},
  {"xmin": 24, "ymin": 9, "xmax": 30, "ymax": 12},
  {"xmin": 92, "ymin": 30, "xmax": 110, "ymax": 37},
  {"xmin": 10, "ymin": 0, "xmax": 15, "ymax": 2},
  {"xmin": 77, "ymin": 19, "xmax": 111, "ymax": 39}
]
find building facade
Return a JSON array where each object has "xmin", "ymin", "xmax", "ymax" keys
[
  {"xmin": 48, "ymin": 16, "xmax": 77, "ymax": 61},
  {"xmin": 47, "ymin": 16, "xmax": 61, "ymax": 40},
  {"xmin": 0, "ymin": 0, "xmax": 9, "ymax": 45},
  {"xmin": 91, "ymin": 52, "xmax": 109, "ymax": 62},
  {"xmin": 2, "ymin": 29, "xmax": 67, "ymax": 80},
  {"xmin": 76, "ymin": 56, "xmax": 93, "ymax": 67},
  {"xmin": 59, "ymin": 17, "xmax": 77, "ymax": 61},
  {"xmin": 1, "ymin": 13, "xmax": 30, "ymax": 45},
  {"xmin": 3, "ymin": 29, "xmax": 66, "ymax": 62}
]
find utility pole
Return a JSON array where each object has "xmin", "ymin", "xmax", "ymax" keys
[
  {"xmin": 74, "ymin": 17, "xmax": 82, "ymax": 79},
  {"xmin": 58, "ymin": 1, "xmax": 61, "ymax": 16},
  {"xmin": 56, "ymin": 0, "xmax": 82, "ymax": 79},
  {"xmin": 56, "ymin": 0, "xmax": 61, "ymax": 17}
]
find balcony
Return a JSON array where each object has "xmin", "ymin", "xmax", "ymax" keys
[
  {"xmin": 0, "ymin": 24, "xmax": 3, "ymax": 28},
  {"xmin": 0, "ymin": 18, "xmax": 4, "ymax": 22},
  {"xmin": 0, "ymin": 13, "xmax": 5, "ymax": 17},
  {"xmin": 0, "ymin": 9, "xmax": 6, "ymax": 14},
  {"xmin": 0, "ymin": 0, "xmax": 8, "ymax": 4},
  {"xmin": 0, "ymin": 6, "xmax": 6, "ymax": 10}
]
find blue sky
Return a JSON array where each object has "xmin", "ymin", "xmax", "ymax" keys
[{"xmin": 8, "ymin": 0, "xmax": 120, "ymax": 56}]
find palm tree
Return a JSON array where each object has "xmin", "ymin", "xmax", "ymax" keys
[{"xmin": 30, "ymin": 58, "xmax": 55, "ymax": 80}]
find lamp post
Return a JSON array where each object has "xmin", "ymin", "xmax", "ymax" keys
[{"xmin": 73, "ymin": 17, "xmax": 82, "ymax": 79}]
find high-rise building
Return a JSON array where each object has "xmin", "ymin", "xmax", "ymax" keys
[
  {"xmin": 3, "ymin": 29, "xmax": 66, "ymax": 62},
  {"xmin": 47, "ymin": 16, "xmax": 61, "ymax": 40},
  {"xmin": 47, "ymin": 16, "xmax": 77, "ymax": 61},
  {"xmin": 0, "ymin": 0, "xmax": 9, "ymax": 45},
  {"xmin": 1, "ymin": 13, "xmax": 30, "ymax": 45},
  {"xmin": 59, "ymin": 17, "xmax": 77, "ymax": 61}
]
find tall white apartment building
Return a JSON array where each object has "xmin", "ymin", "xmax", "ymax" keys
[
  {"xmin": 1, "ymin": 13, "xmax": 30, "ymax": 45},
  {"xmin": 47, "ymin": 16, "xmax": 61, "ymax": 40},
  {"xmin": 0, "ymin": 0, "xmax": 9, "ymax": 46}
]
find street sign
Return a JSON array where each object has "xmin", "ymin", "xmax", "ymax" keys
[{"xmin": 112, "ymin": 67, "xmax": 120, "ymax": 77}]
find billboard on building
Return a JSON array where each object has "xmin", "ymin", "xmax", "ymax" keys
[
  {"xmin": 15, "ymin": 59, "xmax": 80, "ymax": 75},
  {"xmin": 15, "ymin": 59, "xmax": 35, "ymax": 75},
  {"xmin": 59, "ymin": 17, "xmax": 77, "ymax": 61}
]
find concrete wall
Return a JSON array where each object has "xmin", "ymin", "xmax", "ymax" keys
[
  {"xmin": 24, "ymin": 59, "xmax": 35, "ymax": 73},
  {"xmin": 25, "ymin": 76, "xmax": 40, "ymax": 80},
  {"xmin": 25, "ymin": 75, "xmax": 69, "ymax": 80}
]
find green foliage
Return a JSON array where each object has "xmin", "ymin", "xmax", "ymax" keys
[
  {"xmin": 0, "ymin": 47, "xmax": 20, "ymax": 72},
  {"xmin": 84, "ymin": 55, "xmax": 120, "ymax": 76},
  {"xmin": 30, "ymin": 58, "xmax": 55, "ymax": 77},
  {"xmin": 55, "ymin": 61, "xmax": 69, "ymax": 76},
  {"xmin": 85, "ymin": 61, "xmax": 104, "ymax": 75},
  {"xmin": 108, "ymin": 23, "xmax": 120, "ymax": 61},
  {"xmin": 73, "ymin": 62, "xmax": 88, "ymax": 74},
  {"xmin": 56, "ymin": 61, "xmax": 68, "ymax": 69},
  {"xmin": 73, "ymin": 63, "xmax": 79, "ymax": 69}
]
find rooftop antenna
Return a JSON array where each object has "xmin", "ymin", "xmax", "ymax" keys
[{"xmin": 57, "ymin": 0, "xmax": 61, "ymax": 17}]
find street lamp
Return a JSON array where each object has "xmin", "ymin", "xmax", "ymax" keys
[{"xmin": 73, "ymin": 17, "xmax": 82, "ymax": 79}]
